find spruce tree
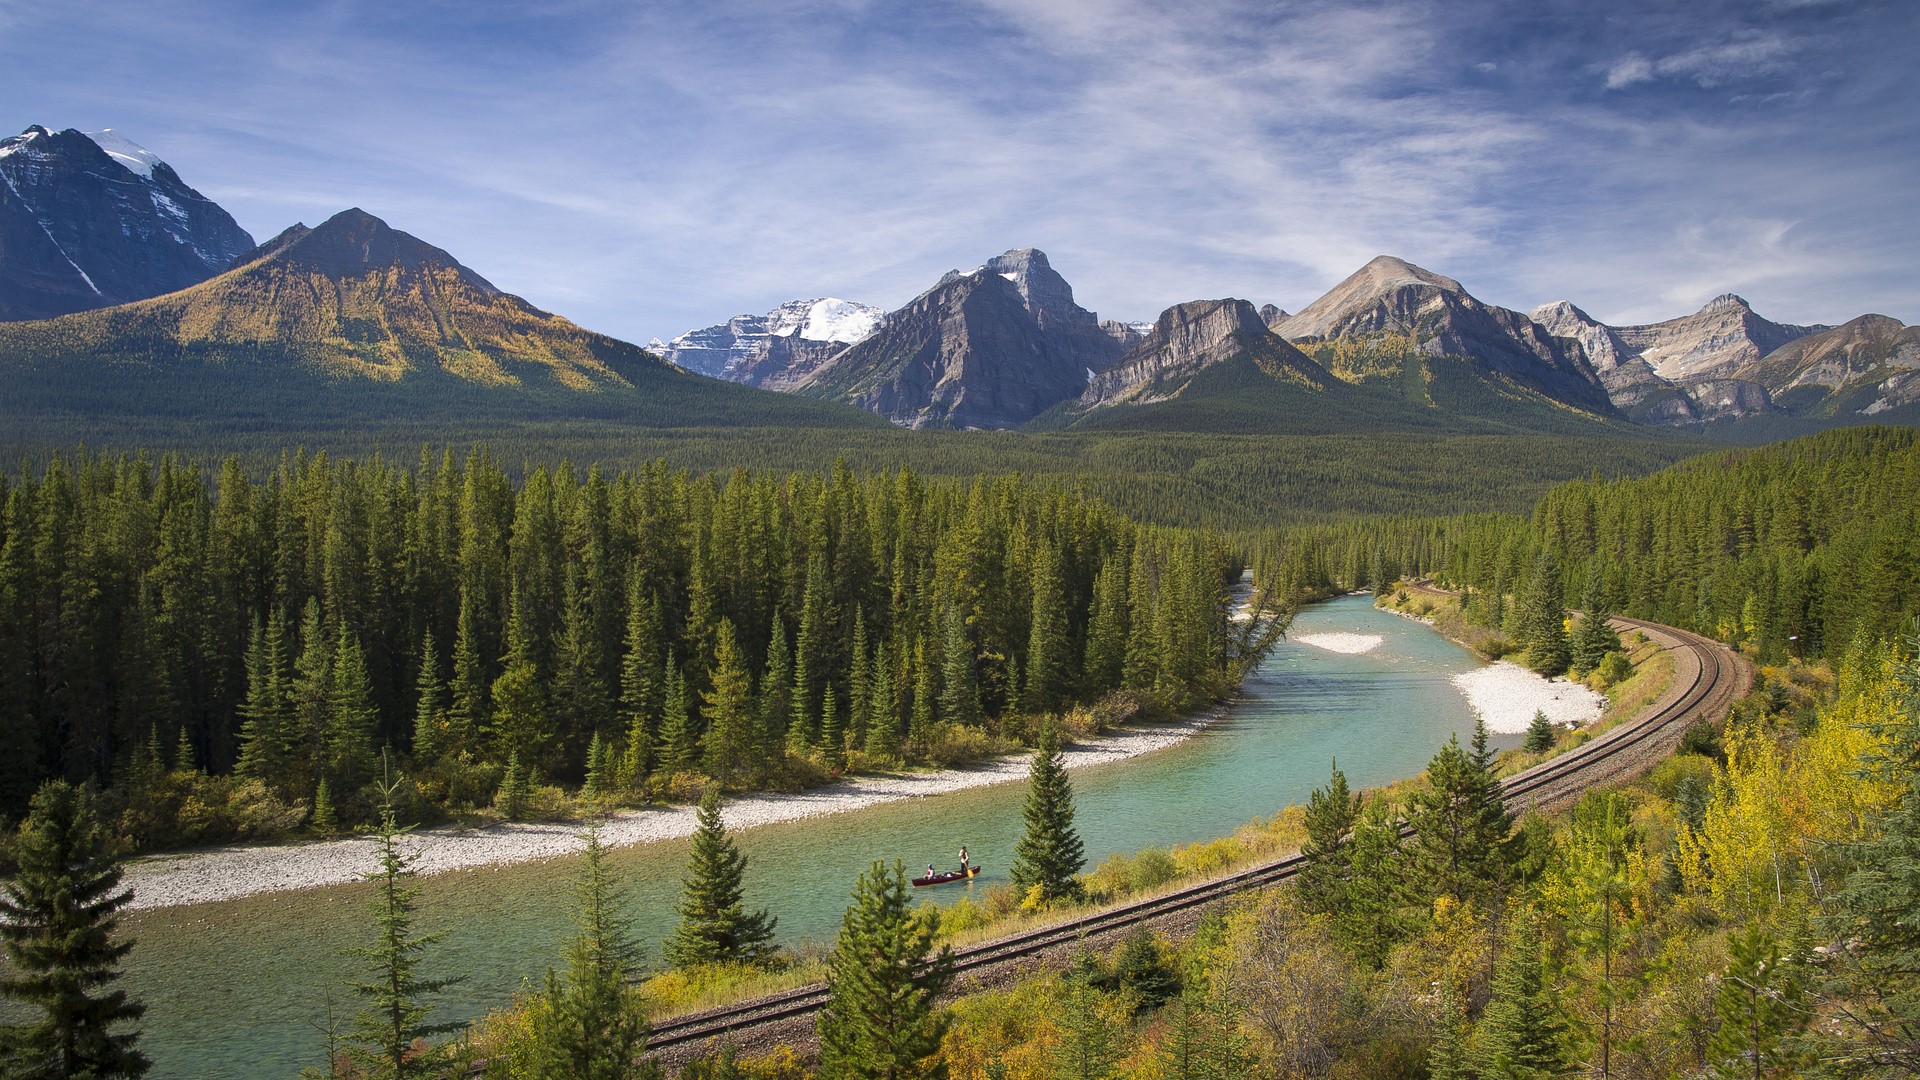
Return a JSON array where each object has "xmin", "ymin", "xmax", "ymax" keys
[
  {"xmin": 236, "ymin": 609, "xmax": 294, "ymax": 791},
  {"xmin": 326, "ymin": 629, "xmax": 379, "ymax": 798},
  {"xmin": 664, "ymin": 788, "xmax": 777, "ymax": 968},
  {"xmin": 0, "ymin": 781, "xmax": 148, "ymax": 1078},
  {"xmin": 1051, "ymin": 969, "xmax": 1122, "ymax": 1080},
  {"xmin": 1010, "ymin": 726, "xmax": 1086, "ymax": 905},
  {"xmin": 522, "ymin": 823, "xmax": 656, "ymax": 1079},
  {"xmin": 1707, "ymin": 922, "xmax": 1808, "ymax": 1079},
  {"xmin": 410, "ymin": 630, "xmax": 445, "ymax": 765},
  {"xmin": 1407, "ymin": 720, "xmax": 1512, "ymax": 910},
  {"xmin": 701, "ymin": 620, "xmax": 756, "ymax": 784},
  {"xmin": 817, "ymin": 859, "xmax": 955, "ymax": 1080},
  {"xmin": 908, "ymin": 637, "xmax": 936, "ymax": 754},
  {"xmin": 1298, "ymin": 760, "xmax": 1361, "ymax": 915},
  {"xmin": 1523, "ymin": 710, "xmax": 1556, "ymax": 754},
  {"xmin": 940, "ymin": 604, "xmax": 982, "ymax": 728},
  {"xmin": 1569, "ymin": 580, "xmax": 1621, "ymax": 676},
  {"xmin": 1335, "ymin": 795, "xmax": 1407, "ymax": 968},
  {"xmin": 658, "ymin": 654, "xmax": 696, "ymax": 776},
  {"xmin": 863, "ymin": 637, "xmax": 898, "ymax": 761},
  {"xmin": 1024, "ymin": 541, "xmax": 1067, "ymax": 715},
  {"xmin": 1474, "ymin": 908, "xmax": 1566, "ymax": 1080},
  {"xmin": 497, "ymin": 753, "xmax": 530, "ymax": 822},
  {"xmin": 1520, "ymin": 553, "xmax": 1571, "ymax": 677},
  {"xmin": 346, "ymin": 780, "xmax": 459, "ymax": 1079},
  {"xmin": 760, "ymin": 616, "xmax": 793, "ymax": 756}
]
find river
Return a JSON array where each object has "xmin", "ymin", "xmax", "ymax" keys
[{"xmin": 110, "ymin": 593, "xmax": 1504, "ymax": 1077}]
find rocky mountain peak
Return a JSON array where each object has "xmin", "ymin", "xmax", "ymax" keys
[
  {"xmin": 1078, "ymin": 298, "xmax": 1330, "ymax": 412},
  {"xmin": 1700, "ymin": 293, "xmax": 1753, "ymax": 314},
  {"xmin": 0, "ymin": 124, "xmax": 256, "ymax": 320},
  {"xmin": 1258, "ymin": 303, "xmax": 1290, "ymax": 330}
]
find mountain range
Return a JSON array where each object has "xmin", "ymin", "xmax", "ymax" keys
[{"xmin": 1, "ymin": 123, "xmax": 1913, "ymax": 442}]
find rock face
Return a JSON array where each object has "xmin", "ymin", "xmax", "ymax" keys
[
  {"xmin": 650, "ymin": 297, "xmax": 883, "ymax": 388},
  {"xmin": 796, "ymin": 248, "xmax": 1127, "ymax": 429},
  {"xmin": 1278, "ymin": 255, "xmax": 1612, "ymax": 415},
  {"xmin": 1080, "ymin": 298, "xmax": 1329, "ymax": 409},
  {"xmin": 1258, "ymin": 303, "xmax": 1290, "ymax": 331},
  {"xmin": 1740, "ymin": 314, "xmax": 1920, "ymax": 417},
  {"xmin": 1530, "ymin": 294, "xmax": 1831, "ymax": 423},
  {"xmin": 0, "ymin": 125, "xmax": 255, "ymax": 320}
]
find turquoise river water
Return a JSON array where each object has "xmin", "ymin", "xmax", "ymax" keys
[{"xmin": 111, "ymin": 593, "xmax": 1507, "ymax": 1078}]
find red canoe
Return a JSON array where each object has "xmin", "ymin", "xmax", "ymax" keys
[{"xmin": 911, "ymin": 864, "xmax": 982, "ymax": 887}]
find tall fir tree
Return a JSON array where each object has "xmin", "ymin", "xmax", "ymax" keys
[
  {"xmin": 0, "ymin": 781, "xmax": 148, "ymax": 1078},
  {"xmin": 1569, "ymin": 578, "xmax": 1621, "ymax": 676},
  {"xmin": 235, "ymin": 609, "xmax": 294, "ymax": 792},
  {"xmin": 1407, "ymin": 720, "xmax": 1512, "ymax": 911},
  {"xmin": 1474, "ymin": 908, "xmax": 1567, "ymax": 1080},
  {"xmin": 701, "ymin": 620, "xmax": 756, "ymax": 784},
  {"xmin": 1010, "ymin": 726, "xmax": 1086, "ymax": 905},
  {"xmin": 817, "ymin": 860, "xmax": 955, "ymax": 1080},
  {"xmin": 663, "ymin": 788, "xmax": 777, "ymax": 968},
  {"xmin": 1520, "ymin": 552, "xmax": 1571, "ymax": 677},
  {"xmin": 346, "ymin": 780, "xmax": 459, "ymax": 1079},
  {"xmin": 657, "ymin": 653, "xmax": 696, "ymax": 776},
  {"xmin": 939, "ymin": 604, "xmax": 982, "ymax": 728},
  {"xmin": 1298, "ymin": 760, "xmax": 1361, "ymax": 915},
  {"xmin": 1707, "ymin": 922, "xmax": 1808, "ymax": 1079},
  {"xmin": 410, "ymin": 630, "xmax": 446, "ymax": 766}
]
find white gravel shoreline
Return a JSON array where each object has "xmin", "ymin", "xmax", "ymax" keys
[
  {"xmin": 122, "ymin": 710, "xmax": 1226, "ymax": 912},
  {"xmin": 1450, "ymin": 662, "xmax": 1605, "ymax": 734}
]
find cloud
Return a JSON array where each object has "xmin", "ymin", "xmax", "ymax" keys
[{"xmin": 1602, "ymin": 31, "xmax": 1796, "ymax": 91}]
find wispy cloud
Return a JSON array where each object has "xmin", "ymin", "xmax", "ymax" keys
[{"xmin": 1, "ymin": 0, "xmax": 1914, "ymax": 338}]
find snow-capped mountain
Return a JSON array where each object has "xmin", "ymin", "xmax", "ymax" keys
[
  {"xmin": 0, "ymin": 125, "xmax": 255, "ymax": 320},
  {"xmin": 651, "ymin": 297, "xmax": 885, "ymax": 387}
]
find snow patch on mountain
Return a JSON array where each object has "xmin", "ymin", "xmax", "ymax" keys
[{"xmin": 84, "ymin": 129, "xmax": 164, "ymax": 179}]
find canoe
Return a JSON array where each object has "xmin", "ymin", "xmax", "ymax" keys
[{"xmin": 911, "ymin": 864, "xmax": 982, "ymax": 887}]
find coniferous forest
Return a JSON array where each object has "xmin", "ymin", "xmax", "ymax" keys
[{"xmin": 0, "ymin": 450, "xmax": 1253, "ymax": 840}]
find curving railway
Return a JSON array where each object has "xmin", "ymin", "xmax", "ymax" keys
[{"xmin": 642, "ymin": 614, "xmax": 1747, "ymax": 1066}]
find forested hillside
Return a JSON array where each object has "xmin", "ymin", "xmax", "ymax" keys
[
  {"xmin": 0, "ymin": 452, "xmax": 1253, "ymax": 837},
  {"xmin": 1267, "ymin": 426, "xmax": 1920, "ymax": 661}
]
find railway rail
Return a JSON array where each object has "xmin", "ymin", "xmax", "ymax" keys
[{"xmin": 643, "ymin": 614, "xmax": 1745, "ymax": 1060}]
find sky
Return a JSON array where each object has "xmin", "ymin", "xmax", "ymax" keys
[{"xmin": 3, "ymin": 0, "xmax": 1914, "ymax": 343}]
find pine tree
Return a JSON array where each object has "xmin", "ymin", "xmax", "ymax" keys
[
  {"xmin": 581, "ymin": 733, "xmax": 607, "ymax": 802},
  {"xmin": 1707, "ymin": 922, "xmax": 1808, "ymax": 1079},
  {"xmin": 236, "ymin": 609, "xmax": 294, "ymax": 791},
  {"xmin": 664, "ymin": 788, "xmax": 777, "ymax": 968},
  {"xmin": 658, "ymin": 654, "xmax": 696, "ymax": 776},
  {"xmin": 618, "ymin": 575, "xmax": 664, "ymax": 780},
  {"xmin": 326, "ymin": 629, "xmax": 378, "ymax": 798},
  {"xmin": 1407, "ymin": 720, "xmax": 1512, "ymax": 910},
  {"xmin": 863, "ymin": 637, "xmax": 898, "ymax": 761},
  {"xmin": 1051, "ymin": 969, "xmax": 1122, "ymax": 1080},
  {"xmin": 940, "ymin": 604, "xmax": 981, "ymax": 728},
  {"xmin": 1520, "ymin": 553, "xmax": 1570, "ymax": 677},
  {"xmin": 410, "ymin": 631, "xmax": 446, "ymax": 766},
  {"xmin": 819, "ymin": 684, "xmax": 845, "ymax": 769},
  {"xmin": 1569, "ymin": 579, "xmax": 1621, "ymax": 676},
  {"xmin": 908, "ymin": 637, "xmax": 936, "ymax": 754},
  {"xmin": 1083, "ymin": 555, "xmax": 1128, "ymax": 697},
  {"xmin": 445, "ymin": 591, "xmax": 487, "ymax": 757},
  {"xmin": 760, "ymin": 616, "xmax": 793, "ymax": 757},
  {"xmin": 701, "ymin": 620, "xmax": 756, "ymax": 784},
  {"xmin": 0, "ymin": 781, "xmax": 149, "ymax": 1078},
  {"xmin": 1335, "ymin": 794, "xmax": 1407, "ymax": 968},
  {"xmin": 1024, "ymin": 541, "xmax": 1067, "ymax": 715},
  {"xmin": 497, "ymin": 753, "xmax": 530, "ymax": 822},
  {"xmin": 1428, "ymin": 982, "xmax": 1468, "ymax": 1080},
  {"xmin": 522, "ymin": 822, "xmax": 657, "ymax": 1079},
  {"xmin": 1010, "ymin": 726, "xmax": 1086, "ymax": 905},
  {"xmin": 817, "ymin": 859, "xmax": 955, "ymax": 1080},
  {"xmin": 1523, "ymin": 710, "xmax": 1556, "ymax": 754},
  {"xmin": 1475, "ymin": 908, "xmax": 1566, "ymax": 1080},
  {"xmin": 1298, "ymin": 760, "xmax": 1361, "ymax": 915},
  {"xmin": 346, "ymin": 780, "xmax": 459, "ymax": 1079}
]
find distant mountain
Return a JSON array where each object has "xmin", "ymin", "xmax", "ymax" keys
[
  {"xmin": 1739, "ymin": 314, "xmax": 1920, "ymax": 420},
  {"xmin": 0, "ymin": 125, "xmax": 254, "ymax": 320},
  {"xmin": 794, "ymin": 248, "xmax": 1128, "ymax": 428},
  {"xmin": 1078, "ymin": 298, "xmax": 1332, "ymax": 410},
  {"xmin": 0, "ymin": 207, "xmax": 881, "ymax": 433},
  {"xmin": 1258, "ymin": 304, "xmax": 1290, "ymax": 331},
  {"xmin": 1531, "ymin": 294, "xmax": 1830, "ymax": 423},
  {"xmin": 651, "ymin": 297, "xmax": 883, "ymax": 388},
  {"xmin": 1276, "ymin": 256, "xmax": 1613, "ymax": 415}
]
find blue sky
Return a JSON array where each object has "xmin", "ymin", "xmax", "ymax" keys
[{"xmin": 4, "ymin": 0, "xmax": 1913, "ymax": 342}]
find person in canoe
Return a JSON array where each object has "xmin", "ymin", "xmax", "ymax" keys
[
  {"xmin": 958, "ymin": 845, "xmax": 969, "ymax": 872},
  {"xmin": 927, "ymin": 863, "xmax": 938, "ymax": 880}
]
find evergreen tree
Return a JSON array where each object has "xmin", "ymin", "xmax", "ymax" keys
[
  {"xmin": 1475, "ymin": 908, "xmax": 1566, "ymax": 1080},
  {"xmin": 1523, "ymin": 710, "xmax": 1556, "ymax": 754},
  {"xmin": 410, "ymin": 630, "xmax": 445, "ymax": 765},
  {"xmin": 664, "ymin": 788, "xmax": 777, "ymax": 968},
  {"xmin": 552, "ymin": 567, "xmax": 614, "ymax": 761},
  {"xmin": 1010, "ymin": 726, "xmax": 1086, "ymax": 905},
  {"xmin": 1051, "ymin": 969, "xmax": 1122, "ymax": 1080},
  {"xmin": 581, "ymin": 733, "xmax": 607, "ymax": 802},
  {"xmin": 1428, "ymin": 983, "xmax": 1467, "ymax": 1080},
  {"xmin": 863, "ymin": 637, "xmax": 898, "ymax": 761},
  {"xmin": 1407, "ymin": 720, "xmax": 1512, "ymax": 910},
  {"xmin": 817, "ymin": 860, "xmax": 955, "ymax": 1080},
  {"xmin": 1569, "ymin": 580, "xmax": 1621, "ymax": 676},
  {"xmin": 760, "ymin": 616, "xmax": 793, "ymax": 756},
  {"xmin": 701, "ymin": 620, "xmax": 756, "ymax": 784},
  {"xmin": 346, "ymin": 781, "xmax": 459, "ymax": 1079},
  {"xmin": 908, "ymin": 637, "xmax": 936, "ymax": 754},
  {"xmin": 0, "ymin": 780, "xmax": 148, "ymax": 1078},
  {"xmin": 658, "ymin": 654, "xmax": 696, "ymax": 776},
  {"xmin": 1083, "ymin": 555, "xmax": 1128, "ymax": 697},
  {"xmin": 235, "ymin": 609, "xmax": 294, "ymax": 791},
  {"xmin": 1520, "ymin": 552, "xmax": 1571, "ymax": 677},
  {"xmin": 1298, "ymin": 760, "xmax": 1361, "ymax": 915},
  {"xmin": 521, "ymin": 822, "xmax": 657, "ymax": 1080},
  {"xmin": 819, "ymin": 684, "xmax": 845, "ymax": 769},
  {"xmin": 445, "ymin": 591, "xmax": 487, "ymax": 757},
  {"xmin": 497, "ymin": 753, "xmax": 529, "ymax": 822},
  {"xmin": 940, "ymin": 604, "xmax": 982, "ymax": 728},
  {"xmin": 1707, "ymin": 923, "xmax": 1807, "ymax": 1079},
  {"xmin": 326, "ymin": 629, "xmax": 378, "ymax": 798},
  {"xmin": 1334, "ymin": 794, "xmax": 1407, "ymax": 968},
  {"xmin": 1023, "ymin": 541, "xmax": 1068, "ymax": 715},
  {"xmin": 618, "ymin": 575, "xmax": 664, "ymax": 778}
]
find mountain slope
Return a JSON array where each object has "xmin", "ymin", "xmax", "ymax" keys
[
  {"xmin": 1739, "ymin": 314, "xmax": 1920, "ymax": 420},
  {"xmin": 795, "ymin": 248, "xmax": 1126, "ymax": 428},
  {"xmin": 651, "ymin": 297, "xmax": 883, "ymax": 387},
  {"xmin": 0, "ymin": 126, "xmax": 255, "ymax": 320},
  {"xmin": 0, "ymin": 207, "xmax": 882, "ymax": 432},
  {"xmin": 1278, "ymin": 256, "xmax": 1613, "ymax": 415},
  {"xmin": 1078, "ymin": 298, "xmax": 1332, "ymax": 409}
]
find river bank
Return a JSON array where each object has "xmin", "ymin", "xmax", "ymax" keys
[{"xmin": 122, "ymin": 708, "xmax": 1227, "ymax": 911}]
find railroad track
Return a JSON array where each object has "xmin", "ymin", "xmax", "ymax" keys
[{"xmin": 644, "ymin": 615, "xmax": 1745, "ymax": 1058}]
